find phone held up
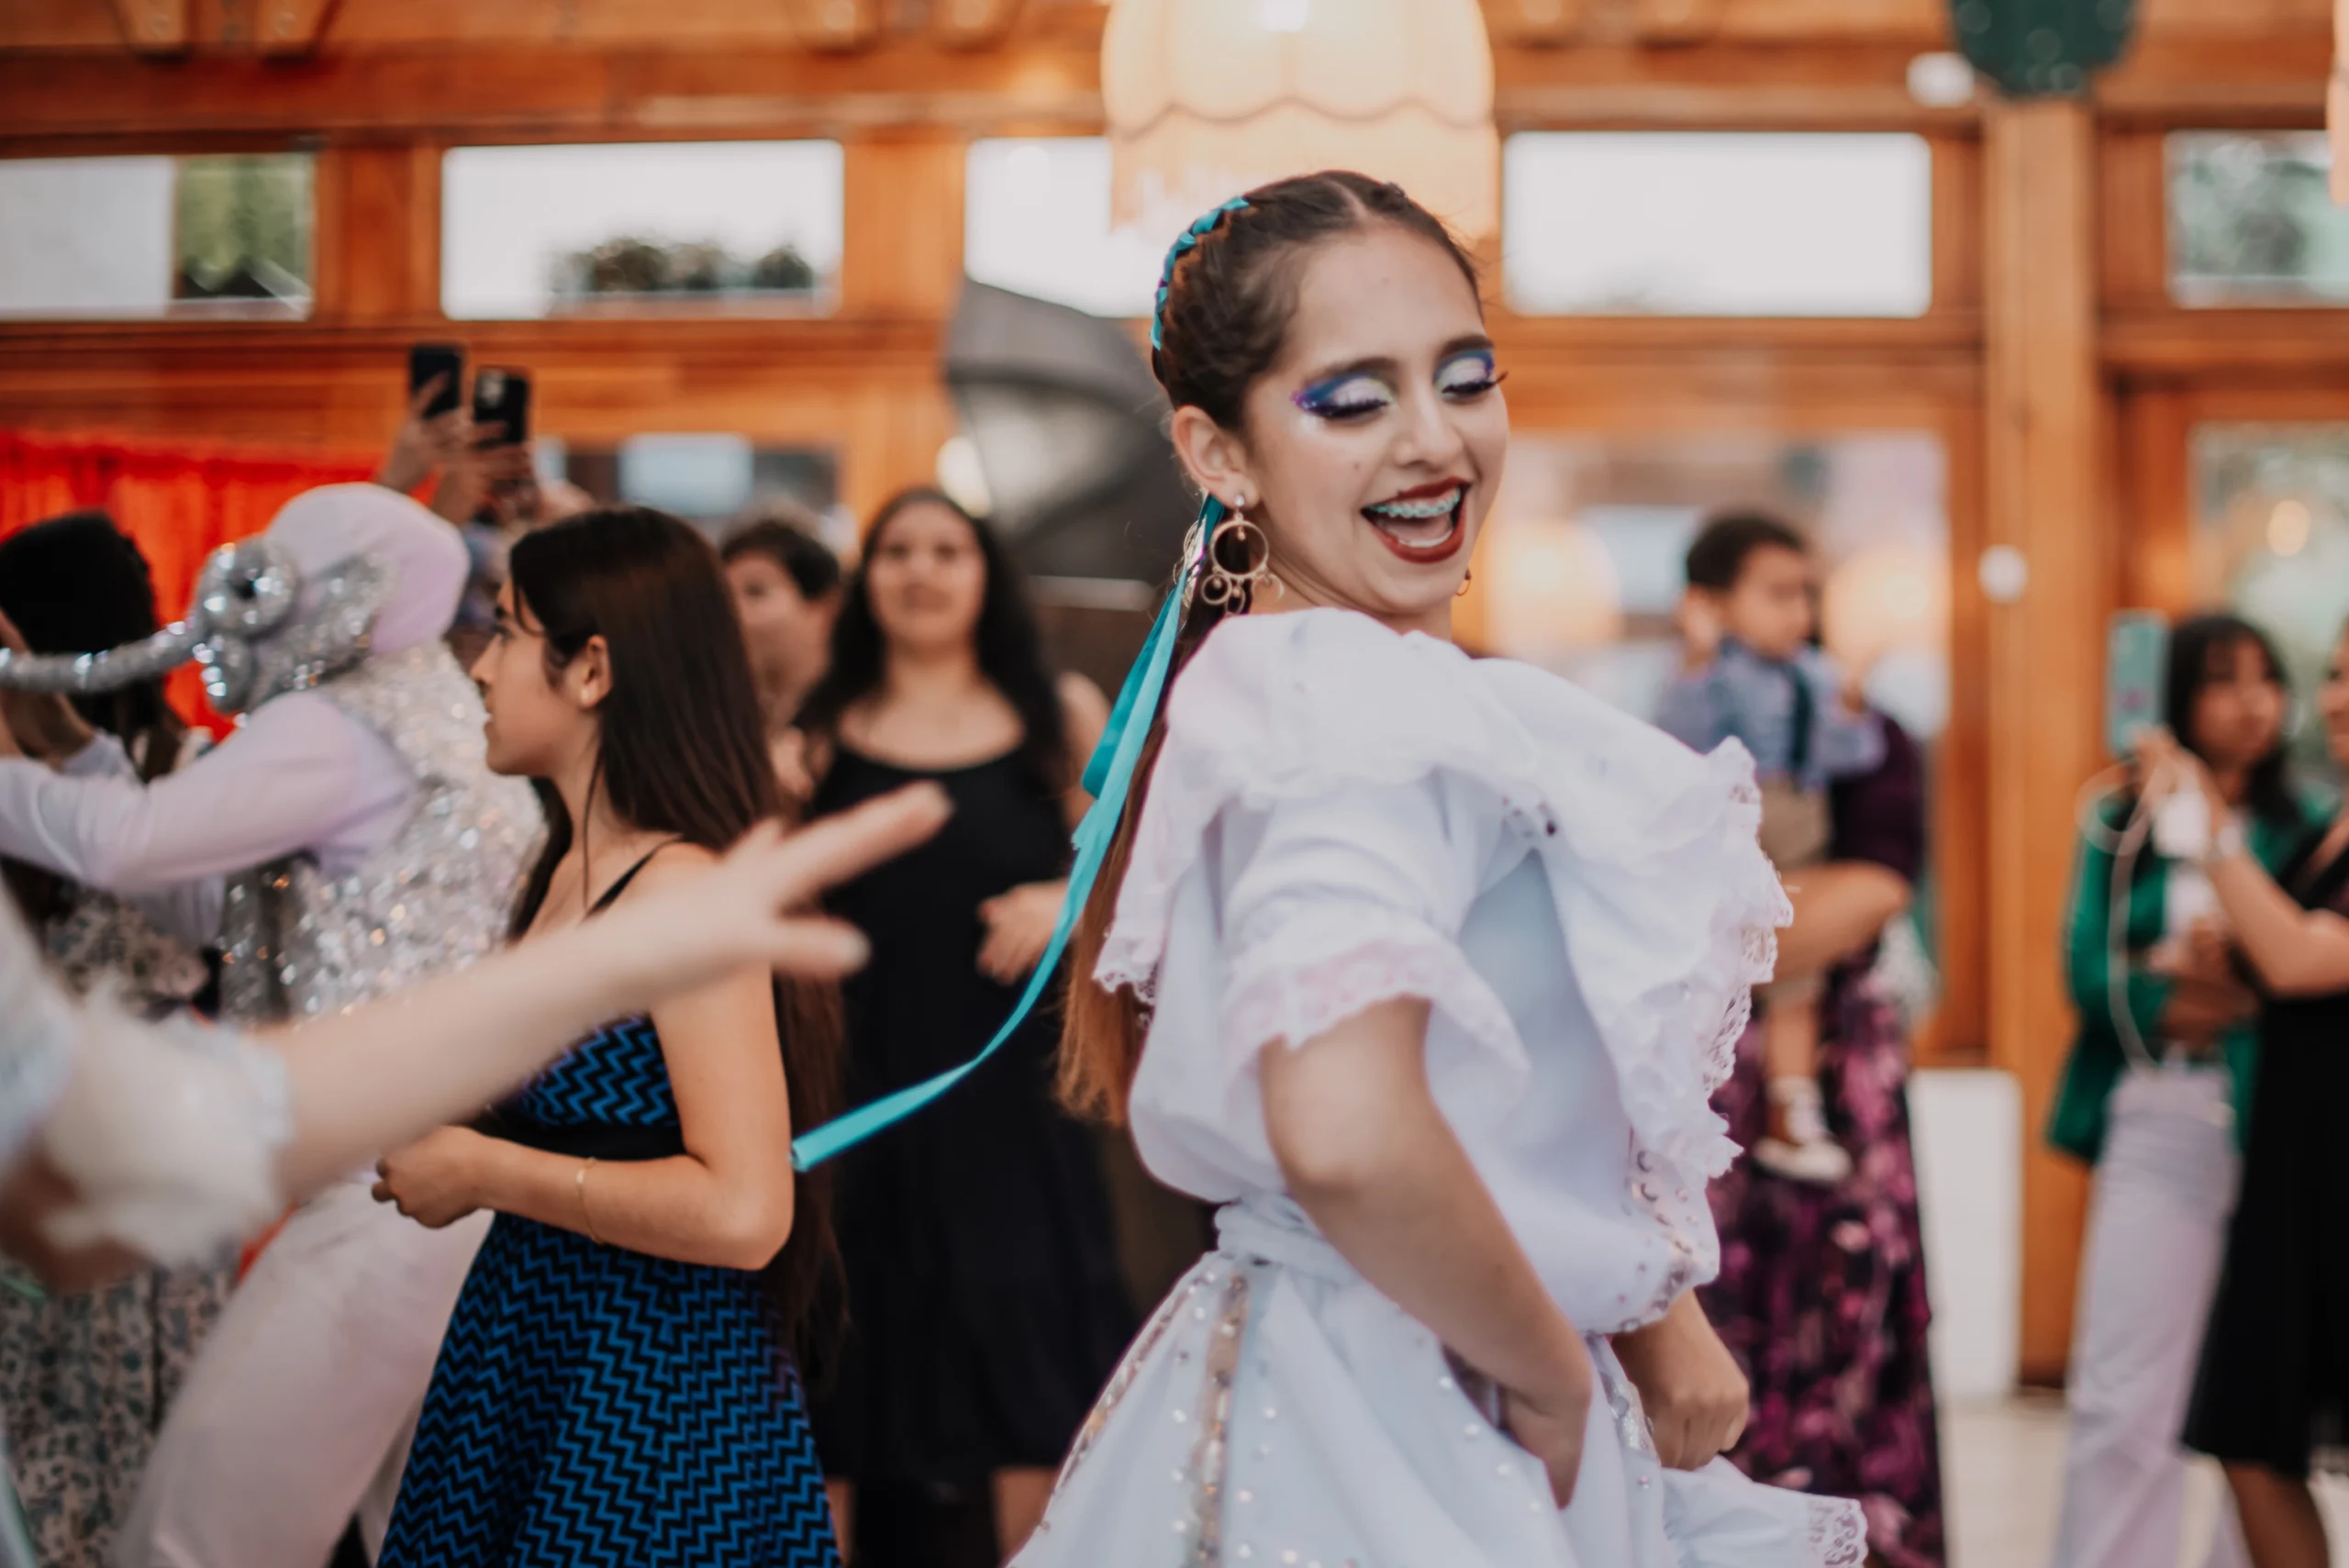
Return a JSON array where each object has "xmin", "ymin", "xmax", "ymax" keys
[
  {"xmin": 471, "ymin": 366, "xmax": 531, "ymax": 449},
  {"xmin": 407, "ymin": 342, "xmax": 464, "ymax": 418}
]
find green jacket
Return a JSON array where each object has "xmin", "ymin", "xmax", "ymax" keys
[{"xmin": 2046, "ymin": 795, "xmax": 2313, "ymax": 1164}]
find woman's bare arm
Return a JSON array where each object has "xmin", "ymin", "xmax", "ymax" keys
[{"xmin": 1260, "ymin": 999, "xmax": 1592, "ymax": 1498}]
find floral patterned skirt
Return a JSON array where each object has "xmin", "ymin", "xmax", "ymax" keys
[
  {"xmin": 0, "ymin": 1262, "xmax": 231, "ymax": 1568},
  {"xmin": 1700, "ymin": 973, "xmax": 1948, "ymax": 1568}
]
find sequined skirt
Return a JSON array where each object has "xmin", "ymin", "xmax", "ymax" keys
[{"xmin": 1013, "ymin": 1195, "xmax": 1865, "ymax": 1568}]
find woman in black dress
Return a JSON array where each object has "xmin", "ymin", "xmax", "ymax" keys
[
  {"xmin": 796, "ymin": 489, "xmax": 1133, "ymax": 1564},
  {"xmin": 2147, "ymin": 618, "xmax": 2349, "ymax": 1568}
]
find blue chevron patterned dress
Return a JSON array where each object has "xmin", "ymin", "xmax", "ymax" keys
[{"xmin": 378, "ymin": 1014, "xmax": 840, "ymax": 1568}]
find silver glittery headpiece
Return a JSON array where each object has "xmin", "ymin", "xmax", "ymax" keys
[{"xmin": 0, "ymin": 538, "xmax": 394, "ymax": 714}]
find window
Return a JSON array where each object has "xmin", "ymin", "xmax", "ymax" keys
[
  {"xmin": 1501, "ymin": 133, "xmax": 1933, "ymax": 317},
  {"xmin": 963, "ymin": 138, "xmax": 1170, "ymax": 317},
  {"xmin": 2191, "ymin": 423, "xmax": 2349, "ymax": 789},
  {"xmin": 2167, "ymin": 131, "xmax": 2349, "ymax": 307},
  {"xmin": 440, "ymin": 142, "xmax": 844, "ymax": 320},
  {"xmin": 556, "ymin": 437, "xmax": 841, "ymax": 540},
  {"xmin": 0, "ymin": 153, "xmax": 314, "ymax": 320}
]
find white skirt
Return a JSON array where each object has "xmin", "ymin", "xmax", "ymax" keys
[{"xmin": 1014, "ymin": 1201, "xmax": 1865, "ymax": 1568}]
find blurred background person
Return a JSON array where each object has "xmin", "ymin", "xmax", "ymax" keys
[
  {"xmin": 795, "ymin": 489, "xmax": 1131, "ymax": 1566},
  {"xmin": 0, "ymin": 484, "xmax": 541, "ymax": 1568},
  {"xmin": 0, "ymin": 513, "xmax": 223, "ymax": 1568},
  {"xmin": 1702, "ymin": 706, "xmax": 1946, "ymax": 1567},
  {"xmin": 2045, "ymin": 615, "xmax": 2310, "ymax": 1568},
  {"xmin": 723, "ymin": 504, "xmax": 844, "ymax": 805},
  {"xmin": 2133, "ymin": 617, "xmax": 2349, "ymax": 1568}
]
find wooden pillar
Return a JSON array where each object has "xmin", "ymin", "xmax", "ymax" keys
[
  {"xmin": 839, "ymin": 129, "xmax": 966, "ymax": 525},
  {"xmin": 1983, "ymin": 96, "xmax": 2108, "ymax": 1385},
  {"xmin": 312, "ymin": 141, "xmax": 441, "ymax": 325}
]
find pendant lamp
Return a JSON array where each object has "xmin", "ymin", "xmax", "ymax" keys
[{"xmin": 1101, "ymin": 0, "xmax": 1500, "ymax": 241}]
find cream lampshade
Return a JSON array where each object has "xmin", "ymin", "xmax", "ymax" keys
[{"xmin": 1101, "ymin": 0, "xmax": 1501, "ymax": 241}]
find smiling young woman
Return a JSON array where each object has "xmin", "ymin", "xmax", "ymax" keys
[{"xmin": 1022, "ymin": 172, "xmax": 1865, "ymax": 1568}]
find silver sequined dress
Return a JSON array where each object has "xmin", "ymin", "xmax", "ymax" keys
[{"xmin": 217, "ymin": 641, "xmax": 539, "ymax": 1025}]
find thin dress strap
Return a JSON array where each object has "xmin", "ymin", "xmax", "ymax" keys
[{"xmin": 588, "ymin": 840, "xmax": 683, "ymax": 917}]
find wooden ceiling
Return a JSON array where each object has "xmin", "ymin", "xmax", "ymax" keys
[{"xmin": 0, "ymin": 0, "xmax": 2329, "ymax": 146}]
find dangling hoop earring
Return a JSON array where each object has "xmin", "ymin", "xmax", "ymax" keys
[
  {"xmin": 1456, "ymin": 568, "xmax": 1475, "ymax": 600},
  {"xmin": 1200, "ymin": 499, "xmax": 1282, "ymax": 610}
]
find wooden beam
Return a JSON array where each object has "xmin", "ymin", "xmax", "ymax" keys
[
  {"xmin": 109, "ymin": 0, "xmax": 186, "ymax": 51},
  {"xmin": 254, "ymin": 0, "xmax": 340, "ymax": 55},
  {"xmin": 1982, "ymin": 95, "xmax": 2105, "ymax": 1386},
  {"xmin": 839, "ymin": 130, "xmax": 966, "ymax": 320},
  {"xmin": 930, "ymin": 0, "xmax": 1027, "ymax": 50}
]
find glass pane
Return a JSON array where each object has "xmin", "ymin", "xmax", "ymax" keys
[
  {"xmin": 1479, "ymin": 428, "xmax": 1951, "ymax": 962},
  {"xmin": 964, "ymin": 138, "xmax": 1171, "ymax": 317},
  {"xmin": 0, "ymin": 154, "xmax": 313, "ymax": 320},
  {"xmin": 557, "ymin": 439, "xmax": 842, "ymax": 539},
  {"xmin": 440, "ymin": 142, "xmax": 844, "ymax": 319},
  {"xmin": 2167, "ymin": 132, "xmax": 2349, "ymax": 307},
  {"xmin": 173, "ymin": 154, "xmax": 314, "ymax": 314},
  {"xmin": 2190, "ymin": 423, "xmax": 2349, "ymax": 793},
  {"xmin": 1502, "ymin": 133, "xmax": 1933, "ymax": 317}
]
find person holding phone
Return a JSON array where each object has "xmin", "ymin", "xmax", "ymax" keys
[
  {"xmin": 2133, "ymin": 616, "xmax": 2349, "ymax": 1568},
  {"xmin": 2044, "ymin": 615, "xmax": 2312, "ymax": 1568}
]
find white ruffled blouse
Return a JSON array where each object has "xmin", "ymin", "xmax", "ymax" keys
[{"xmin": 1105, "ymin": 607, "xmax": 1786, "ymax": 1335}]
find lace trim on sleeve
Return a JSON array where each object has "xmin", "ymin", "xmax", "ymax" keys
[
  {"xmin": 1220, "ymin": 908, "xmax": 1530, "ymax": 1077},
  {"xmin": 1806, "ymin": 1496, "xmax": 1870, "ymax": 1568}
]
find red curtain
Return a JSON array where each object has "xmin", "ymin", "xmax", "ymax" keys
[{"xmin": 0, "ymin": 430, "xmax": 382, "ymax": 730}]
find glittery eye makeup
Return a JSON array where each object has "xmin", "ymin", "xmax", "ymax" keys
[
  {"xmin": 1437, "ymin": 348, "xmax": 1501, "ymax": 399},
  {"xmin": 1292, "ymin": 372, "xmax": 1396, "ymax": 421}
]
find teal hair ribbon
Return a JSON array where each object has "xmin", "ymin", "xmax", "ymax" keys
[{"xmin": 789, "ymin": 500, "xmax": 1225, "ymax": 1171}]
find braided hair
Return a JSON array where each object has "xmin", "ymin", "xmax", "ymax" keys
[{"xmin": 1058, "ymin": 172, "xmax": 1483, "ymax": 1123}]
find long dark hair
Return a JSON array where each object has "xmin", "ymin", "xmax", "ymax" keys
[
  {"xmin": 505, "ymin": 506, "xmax": 843, "ymax": 1347},
  {"xmin": 796, "ymin": 487, "xmax": 1069, "ymax": 794},
  {"xmin": 0, "ymin": 513, "xmax": 187, "ymax": 924},
  {"xmin": 2165, "ymin": 612, "xmax": 2299, "ymax": 832},
  {"xmin": 1061, "ymin": 172, "xmax": 1484, "ymax": 1124}
]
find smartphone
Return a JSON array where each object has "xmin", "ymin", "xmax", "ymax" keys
[
  {"xmin": 2106, "ymin": 610, "xmax": 2168, "ymax": 759},
  {"xmin": 407, "ymin": 342, "xmax": 464, "ymax": 418},
  {"xmin": 471, "ymin": 366, "xmax": 531, "ymax": 448}
]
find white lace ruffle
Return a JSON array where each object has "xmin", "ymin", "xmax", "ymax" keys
[
  {"xmin": 35, "ymin": 993, "xmax": 291, "ymax": 1266},
  {"xmin": 1221, "ymin": 906, "xmax": 1530, "ymax": 1077},
  {"xmin": 1806, "ymin": 1497, "xmax": 1871, "ymax": 1568},
  {"xmin": 1097, "ymin": 610, "xmax": 1788, "ymax": 1289}
]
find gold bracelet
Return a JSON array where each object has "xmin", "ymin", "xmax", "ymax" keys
[{"xmin": 576, "ymin": 1157, "xmax": 605, "ymax": 1245}]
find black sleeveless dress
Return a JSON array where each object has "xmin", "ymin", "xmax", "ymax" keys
[
  {"xmin": 2186, "ymin": 829, "xmax": 2349, "ymax": 1477},
  {"xmin": 807, "ymin": 745, "xmax": 1134, "ymax": 1483}
]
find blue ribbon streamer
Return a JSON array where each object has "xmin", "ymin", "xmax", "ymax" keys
[{"xmin": 789, "ymin": 504, "xmax": 1220, "ymax": 1172}]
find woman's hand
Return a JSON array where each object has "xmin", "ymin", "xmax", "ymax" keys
[
  {"xmin": 1611, "ymin": 1292, "xmax": 1751, "ymax": 1470},
  {"xmin": 1502, "ymin": 1346, "xmax": 1595, "ymax": 1507},
  {"xmin": 2133, "ymin": 727, "xmax": 2228, "ymax": 825},
  {"xmin": 1673, "ymin": 591, "xmax": 1725, "ymax": 672},
  {"xmin": 0, "ymin": 608, "xmax": 95, "ymax": 763},
  {"xmin": 375, "ymin": 377, "xmax": 471, "ymax": 496},
  {"xmin": 373, "ymin": 1127, "xmax": 493, "ymax": 1229},
  {"xmin": 977, "ymin": 880, "xmax": 1063, "ymax": 984}
]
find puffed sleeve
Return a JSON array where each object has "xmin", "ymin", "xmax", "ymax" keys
[{"xmin": 1215, "ymin": 773, "xmax": 1526, "ymax": 1077}]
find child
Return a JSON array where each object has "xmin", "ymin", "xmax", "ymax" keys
[{"xmin": 1657, "ymin": 513, "xmax": 1886, "ymax": 1184}]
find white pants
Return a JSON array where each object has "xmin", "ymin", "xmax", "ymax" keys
[
  {"xmin": 113, "ymin": 1181, "xmax": 489, "ymax": 1568},
  {"xmin": 2050, "ymin": 1065, "xmax": 2250, "ymax": 1568}
]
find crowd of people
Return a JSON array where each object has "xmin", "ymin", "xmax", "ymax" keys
[{"xmin": 0, "ymin": 162, "xmax": 2332, "ymax": 1568}]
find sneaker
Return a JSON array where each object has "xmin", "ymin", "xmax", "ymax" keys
[{"xmin": 1756, "ymin": 1077, "xmax": 1853, "ymax": 1185}]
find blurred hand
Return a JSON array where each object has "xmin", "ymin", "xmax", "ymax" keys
[
  {"xmin": 2132, "ymin": 727, "xmax": 2229, "ymax": 825},
  {"xmin": 977, "ymin": 880, "xmax": 1063, "ymax": 984},
  {"xmin": 1611, "ymin": 1293, "xmax": 1751, "ymax": 1471},
  {"xmin": 376, "ymin": 378, "xmax": 471, "ymax": 496},
  {"xmin": 430, "ymin": 438, "xmax": 534, "ymax": 527},
  {"xmin": 1674, "ymin": 591, "xmax": 1726, "ymax": 670},
  {"xmin": 0, "ymin": 608, "xmax": 93, "ymax": 762},
  {"xmin": 771, "ymin": 729, "xmax": 816, "ymax": 808}
]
